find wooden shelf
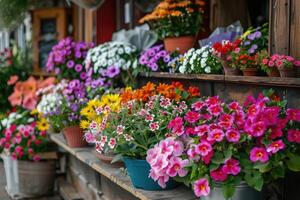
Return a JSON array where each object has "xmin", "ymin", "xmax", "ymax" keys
[
  {"xmin": 50, "ymin": 134, "xmax": 196, "ymax": 200},
  {"xmin": 141, "ymin": 72, "xmax": 300, "ymax": 88}
]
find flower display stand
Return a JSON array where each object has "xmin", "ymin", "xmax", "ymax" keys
[{"xmin": 50, "ymin": 133, "xmax": 197, "ymax": 200}]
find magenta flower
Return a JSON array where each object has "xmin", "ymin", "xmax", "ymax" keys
[
  {"xmin": 184, "ymin": 111, "xmax": 200, "ymax": 124},
  {"xmin": 66, "ymin": 60, "xmax": 75, "ymax": 68},
  {"xmin": 193, "ymin": 178, "xmax": 210, "ymax": 197},
  {"xmin": 222, "ymin": 158, "xmax": 241, "ymax": 175},
  {"xmin": 228, "ymin": 101, "xmax": 242, "ymax": 111},
  {"xmin": 248, "ymin": 121, "xmax": 267, "ymax": 137},
  {"xmin": 192, "ymin": 101, "xmax": 206, "ymax": 111},
  {"xmin": 263, "ymin": 107, "xmax": 280, "ymax": 125},
  {"xmin": 208, "ymin": 104, "xmax": 222, "ymax": 116},
  {"xmin": 287, "ymin": 130, "xmax": 300, "ymax": 143},
  {"xmin": 266, "ymin": 140, "xmax": 285, "ymax": 154},
  {"xmin": 286, "ymin": 109, "xmax": 300, "ymax": 122},
  {"xmin": 106, "ymin": 65, "xmax": 120, "ymax": 78},
  {"xmin": 225, "ymin": 129, "xmax": 240, "ymax": 143},
  {"xmin": 207, "ymin": 129, "xmax": 224, "ymax": 142},
  {"xmin": 194, "ymin": 125, "xmax": 209, "ymax": 136},
  {"xmin": 210, "ymin": 168, "xmax": 228, "ymax": 182},
  {"xmin": 166, "ymin": 157, "xmax": 189, "ymax": 177},
  {"xmin": 250, "ymin": 147, "xmax": 269, "ymax": 163},
  {"xmin": 75, "ymin": 64, "xmax": 83, "ymax": 72},
  {"xmin": 195, "ymin": 142, "xmax": 212, "ymax": 156},
  {"xmin": 167, "ymin": 117, "xmax": 184, "ymax": 136}
]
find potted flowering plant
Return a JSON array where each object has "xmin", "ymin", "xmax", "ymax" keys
[
  {"xmin": 85, "ymin": 41, "xmax": 139, "ymax": 87},
  {"xmin": 256, "ymin": 50, "xmax": 279, "ymax": 77},
  {"xmin": 139, "ymin": 0, "xmax": 205, "ymax": 54},
  {"xmin": 212, "ymin": 39, "xmax": 242, "ymax": 75},
  {"xmin": 0, "ymin": 109, "xmax": 56, "ymax": 198},
  {"xmin": 261, "ymin": 54, "xmax": 300, "ymax": 78},
  {"xmin": 178, "ymin": 46, "xmax": 222, "ymax": 74},
  {"xmin": 230, "ymin": 48, "xmax": 258, "ymax": 76},
  {"xmin": 147, "ymin": 93, "xmax": 300, "ymax": 200},
  {"xmin": 138, "ymin": 44, "xmax": 177, "ymax": 72},
  {"xmin": 49, "ymin": 80, "xmax": 89, "ymax": 147},
  {"xmin": 46, "ymin": 37, "xmax": 94, "ymax": 80}
]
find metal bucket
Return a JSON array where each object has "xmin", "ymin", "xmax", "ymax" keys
[
  {"xmin": 17, "ymin": 160, "xmax": 56, "ymax": 197},
  {"xmin": 202, "ymin": 182, "xmax": 263, "ymax": 200}
]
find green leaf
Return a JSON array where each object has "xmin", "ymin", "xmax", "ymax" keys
[
  {"xmin": 209, "ymin": 163, "xmax": 220, "ymax": 172},
  {"xmin": 211, "ymin": 152, "xmax": 225, "ymax": 164},
  {"xmin": 222, "ymin": 184, "xmax": 235, "ymax": 200},
  {"xmin": 287, "ymin": 154, "xmax": 300, "ymax": 172},
  {"xmin": 173, "ymin": 176, "xmax": 190, "ymax": 187},
  {"xmin": 224, "ymin": 149, "xmax": 232, "ymax": 160},
  {"xmin": 244, "ymin": 171, "xmax": 264, "ymax": 191},
  {"xmin": 271, "ymin": 165, "xmax": 285, "ymax": 179},
  {"xmin": 190, "ymin": 164, "xmax": 198, "ymax": 180},
  {"xmin": 253, "ymin": 162, "xmax": 272, "ymax": 173}
]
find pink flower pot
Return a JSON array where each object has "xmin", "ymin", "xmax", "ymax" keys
[{"xmin": 164, "ymin": 36, "xmax": 195, "ymax": 54}]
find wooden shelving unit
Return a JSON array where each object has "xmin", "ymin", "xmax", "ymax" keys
[{"xmin": 50, "ymin": 134, "xmax": 197, "ymax": 200}]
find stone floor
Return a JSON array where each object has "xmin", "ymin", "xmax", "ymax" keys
[{"xmin": 0, "ymin": 160, "xmax": 61, "ymax": 200}]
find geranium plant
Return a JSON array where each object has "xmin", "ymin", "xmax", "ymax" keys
[
  {"xmin": 0, "ymin": 109, "xmax": 51, "ymax": 161},
  {"xmin": 46, "ymin": 37, "xmax": 94, "ymax": 80},
  {"xmin": 178, "ymin": 46, "xmax": 222, "ymax": 74},
  {"xmin": 261, "ymin": 54, "xmax": 300, "ymax": 71},
  {"xmin": 147, "ymin": 93, "xmax": 300, "ymax": 199},
  {"xmin": 230, "ymin": 48, "xmax": 258, "ymax": 70},
  {"xmin": 212, "ymin": 39, "xmax": 241, "ymax": 68},
  {"xmin": 139, "ymin": 0, "xmax": 205, "ymax": 39}
]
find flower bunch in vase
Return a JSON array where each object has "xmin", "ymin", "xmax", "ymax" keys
[
  {"xmin": 46, "ymin": 37, "xmax": 94, "ymax": 80},
  {"xmin": 147, "ymin": 93, "xmax": 300, "ymax": 199},
  {"xmin": 139, "ymin": 0, "xmax": 205, "ymax": 53},
  {"xmin": 85, "ymin": 41, "xmax": 139, "ymax": 87},
  {"xmin": 179, "ymin": 46, "xmax": 222, "ymax": 74},
  {"xmin": 212, "ymin": 39, "xmax": 242, "ymax": 75}
]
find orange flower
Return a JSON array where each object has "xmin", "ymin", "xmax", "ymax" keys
[
  {"xmin": 8, "ymin": 91, "xmax": 22, "ymax": 106},
  {"xmin": 121, "ymin": 87, "xmax": 134, "ymax": 103},
  {"xmin": 171, "ymin": 10, "xmax": 182, "ymax": 17},
  {"xmin": 38, "ymin": 77, "xmax": 56, "ymax": 89},
  {"xmin": 188, "ymin": 86, "xmax": 200, "ymax": 97},
  {"xmin": 157, "ymin": 83, "xmax": 172, "ymax": 96},
  {"xmin": 22, "ymin": 76, "xmax": 37, "ymax": 94}
]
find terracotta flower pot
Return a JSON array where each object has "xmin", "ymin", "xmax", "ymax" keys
[
  {"xmin": 93, "ymin": 150, "xmax": 124, "ymax": 168},
  {"xmin": 164, "ymin": 36, "xmax": 195, "ymax": 54},
  {"xmin": 266, "ymin": 68, "xmax": 280, "ymax": 77},
  {"xmin": 63, "ymin": 125, "xmax": 87, "ymax": 148},
  {"xmin": 242, "ymin": 68, "xmax": 258, "ymax": 76},
  {"xmin": 278, "ymin": 67, "xmax": 297, "ymax": 78},
  {"xmin": 222, "ymin": 61, "xmax": 241, "ymax": 75}
]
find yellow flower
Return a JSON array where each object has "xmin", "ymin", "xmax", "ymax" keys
[
  {"xmin": 100, "ymin": 94, "xmax": 121, "ymax": 112},
  {"xmin": 241, "ymin": 30, "xmax": 252, "ymax": 39},
  {"xmin": 30, "ymin": 109, "xmax": 39, "ymax": 115},
  {"xmin": 37, "ymin": 118, "xmax": 49, "ymax": 131},
  {"xmin": 87, "ymin": 99, "xmax": 102, "ymax": 108},
  {"xmin": 80, "ymin": 120, "xmax": 90, "ymax": 129},
  {"xmin": 80, "ymin": 105, "xmax": 96, "ymax": 120}
]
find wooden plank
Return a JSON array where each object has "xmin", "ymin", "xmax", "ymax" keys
[
  {"xmin": 50, "ymin": 134, "xmax": 197, "ymax": 200},
  {"xmin": 58, "ymin": 177, "xmax": 83, "ymax": 200},
  {"xmin": 269, "ymin": 0, "xmax": 290, "ymax": 54},
  {"xmin": 140, "ymin": 72, "xmax": 300, "ymax": 88}
]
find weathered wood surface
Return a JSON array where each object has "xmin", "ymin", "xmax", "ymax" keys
[
  {"xmin": 50, "ymin": 134, "xmax": 197, "ymax": 200},
  {"xmin": 141, "ymin": 72, "xmax": 300, "ymax": 88}
]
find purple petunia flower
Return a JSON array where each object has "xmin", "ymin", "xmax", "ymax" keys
[
  {"xmin": 75, "ymin": 64, "xmax": 83, "ymax": 72},
  {"xmin": 254, "ymin": 31, "xmax": 262, "ymax": 38},
  {"xmin": 80, "ymin": 72, "xmax": 87, "ymax": 80},
  {"xmin": 106, "ymin": 65, "xmax": 120, "ymax": 78},
  {"xmin": 67, "ymin": 60, "xmax": 75, "ymax": 68},
  {"xmin": 55, "ymin": 68, "xmax": 60, "ymax": 74},
  {"xmin": 247, "ymin": 33, "xmax": 256, "ymax": 41}
]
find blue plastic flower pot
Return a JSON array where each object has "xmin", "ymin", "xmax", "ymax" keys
[{"xmin": 123, "ymin": 158, "xmax": 177, "ymax": 191}]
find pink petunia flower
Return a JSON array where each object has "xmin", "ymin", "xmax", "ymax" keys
[
  {"xmin": 193, "ymin": 178, "xmax": 211, "ymax": 197},
  {"xmin": 250, "ymin": 147, "xmax": 269, "ymax": 163},
  {"xmin": 195, "ymin": 142, "xmax": 212, "ymax": 156},
  {"xmin": 84, "ymin": 132, "xmax": 96, "ymax": 143},
  {"xmin": 166, "ymin": 157, "xmax": 189, "ymax": 177},
  {"xmin": 225, "ymin": 129, "xmax": 240, "ymax": 143},
  {"xmin": 286, "ymin": 109, "xmax": 300, "ymax": 122},
  {"xmin": 248, "ymin": 121, "xmax": 267, "ymax": 137},
  {"xmin": 167, "ymin": 117, "xmax": 184, "ymax": 136},
  {"xmin": 287, "ymin": 130, "xmax": 300, "ymax": 143},
  {"xmin": 210, "ymin": 168, "xmax": 228, "ymax": 182},
  {"xmin": 266, "ymin": 140, "xmax": 285, "ymax": 154},
  {"xmin": 184, "ymin": 111, "xmax": 200, "ymax": 124},
  {"xmin": 208, "ymin": 105, "xmax": 222, "ymax": 116},
  {"xmin": 222, "ymin": 158, "xmax": 241, "ymax": 175},
  {"xmin": 33, "ymin": 155, "xmax": 41, "ymax": 162},
  {"xmin": 192, "ymin": 101, "xmax": 206, "ymax": 111},
  {"xmin": 207, "ymin": 129, "xmax": 224, "ymax": 142},
  {"xmin": 7, "ymin": 75, "xmax": 19, "ymax": 85},
  {"xmin": 228, "ymin": 101, "xmax": 242, "ymax": 111},
  {"xmin": 194, "ymin": 125, "xmax": 209, "ymax": 136}
]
